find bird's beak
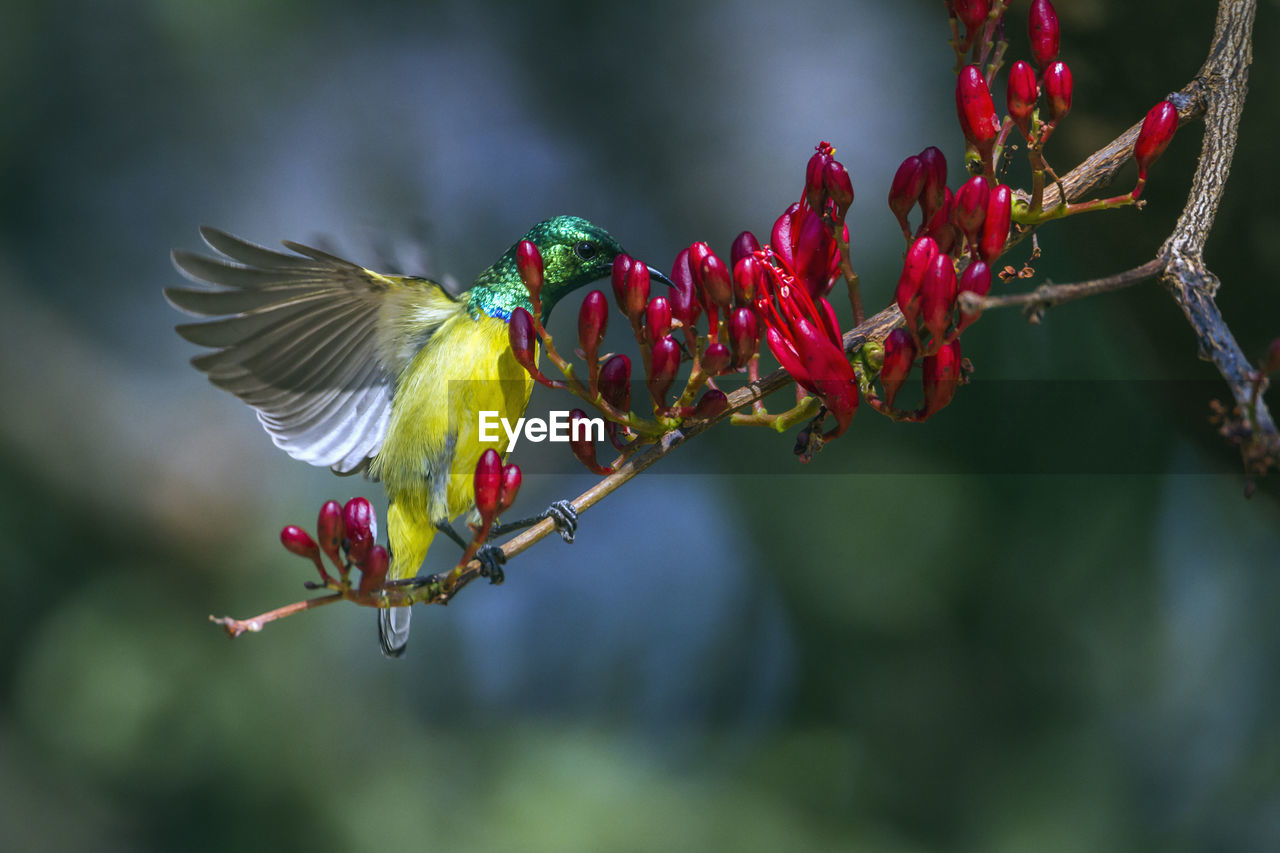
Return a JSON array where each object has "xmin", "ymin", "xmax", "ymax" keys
[{"xmin": 646, "ymin": 265, "xmax": 674, "ymax": 288}]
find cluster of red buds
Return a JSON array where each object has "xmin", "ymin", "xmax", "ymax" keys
[
  {"xmin": 945, "ymin": 0, "xmax": 1178, "ymax": 219},
  {"xmin": 280, "ymin": 497, "xmax": 390, "ymax": 595}
]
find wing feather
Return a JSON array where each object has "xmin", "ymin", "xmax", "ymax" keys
[{"xmin": 166, "ymin": 228, "xmax": 462, "ymax": 474}]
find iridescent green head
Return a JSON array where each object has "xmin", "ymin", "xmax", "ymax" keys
[{"xmin": 470, "ymin": 215, "xmax": 631, "ymax": 321}]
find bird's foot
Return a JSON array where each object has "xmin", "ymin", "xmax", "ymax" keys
[
  {"xmin": 545, "ymin": 500, "xmax": 578, "ymax": 544},
  {"xmin": 477, "ymin": 544, "xmax": 507, "ymax": 585}
]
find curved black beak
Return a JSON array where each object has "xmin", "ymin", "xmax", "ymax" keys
[{"xmin": 646, "ymin": 265, "xmax": 674, "ymax": 288}]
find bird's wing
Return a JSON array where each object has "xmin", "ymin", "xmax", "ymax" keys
[{"xmin": 166, "ymin": 226, "xmax": 463, "ymax": 475}]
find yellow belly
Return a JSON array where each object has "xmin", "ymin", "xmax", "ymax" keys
[{"xmin": 372, "ymin": 311, "xmax": 534, "ymax": 580}]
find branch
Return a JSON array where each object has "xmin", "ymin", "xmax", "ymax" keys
[{"xmin": 963, "ymin": 259, "xmax": 1164, "ymax": 323}]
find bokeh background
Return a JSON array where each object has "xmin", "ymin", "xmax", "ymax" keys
[{"xmin": 2, "ymin": 1, "xmax": 1279, "ymax": 850}]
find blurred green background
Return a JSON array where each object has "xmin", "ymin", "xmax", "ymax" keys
[{"xmin": 2, "ymin": 1, "xmax": 1278, "ymax": 851}]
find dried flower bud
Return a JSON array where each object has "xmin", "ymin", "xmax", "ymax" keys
[
  {"xmin": 1007, "ymin": 60, "xmax": 1038, "ymax": 133},
  {"xmin": 881, "ymin": 327, "xmax": 917, "ymax": 409},
  {"xmin": 897, "ymin": 236, "xmax": 939, "ymax": 332},
  {"xmin": 952, "ymin": 175, "xmax": 989, "ymax": 249},
  {"xmin": 1263, "ymin": 339, "xmax": 1280, "ymax": 375},
  {"xmin": 515, "ymin": 239, "xmax": 544, "ymax": 302},
  {"xmin": 342, "ymin": 497, "xmax": 376, "ymax": 565},
  {"xmin": 599, "ymin": 353, "xmax": 632, "ymax": 412},
  {"xmin": 668, "ymin": 249, "xmax": 702, "ymax": 327},
  {"xmin": 578, "ymin": 290, "xmax": 608, "ymax": 360},
  {"xmin": 888, "ymin": 155, "xmax": 926, "ymax": 234},
  {"xmin": 497, "ymin": 464, "xmax": 522, "ymax": 516},
  {"xmin": 473, "ymin": 449, "xmax": 503, "ymax": 524},
  {"xmin": 920, "ymin": 254, "xmax": 958, "ymax": 346},
  {"xmin": 1043, "ymin": 60, "xmax": 1072, "ymax": 123},
  {"xmin": 281, "ymin": 525, "xmax": 320, "ymax": 561},
  {"xmin": 568, "ymin": 409, "xmax": 612, "ymax": 475},
  {"xmin": 728, "ymin": 307, "xmax": 760, "ymax": 368},
  {"xmin": 730, "ymin": 230, "xmax": 761, "ymax": 269},
  {"xmin": 648, "ymin": 335, "xmax": 681, "ymax": 408},
  {"xmin": 922, "ymin": 339, "xmax": 962, "ymax": 417},
  {"xmin": 508, "ymin": 307, "xmax": 538, "ymax": 373},
  {"xmin": 956, "ymin": 259, "xmax": 992, "ymax": 333},
  {"xmin": 979, "ymin": 184, "xmax": 1012, "ymax": 264},
  {"xmin": 357, "ymin": 545, "xmax": 389, "ymax": 594},
  {"xmin": 1028, "ymin": 0, "xmax": 1060, "ymax": 68},
  {"xmin": 702, "ymin": 341, "xmax": 731, "ymax": 377},
  {"xmin": 644, "ymin": 296, "xmax": 672, "ymax": 347},
  {"xmin": 1134, "ymin": 100, "xmax": 1178, "ymax": 184},
  {"xmin": 956, "ymin": 65, "xmax": 1000, "ymax": 159},
  {"xmin": 918, "ymin": 146, "xmax": 948, "ymax": 225},
  {"xmin": 317, "ymin": 499, "xmax": 344, "ymax": 564},
  {"xmin": 824, "ymin": 159, "xmax": 854, "ymax": 220}
]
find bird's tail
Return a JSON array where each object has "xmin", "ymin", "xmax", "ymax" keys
[{"xmin": 378, "ymin": 499, "xmax": 436, "ymax": 658}]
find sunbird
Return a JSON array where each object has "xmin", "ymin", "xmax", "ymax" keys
[{"xmin": 167, "ymin": 215, "xmax": 667, "ymax": 656}]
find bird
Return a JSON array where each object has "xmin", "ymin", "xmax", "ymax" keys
[{"xmin": 167, "ymin": 215, "xmax": 667, "ymax": 657}]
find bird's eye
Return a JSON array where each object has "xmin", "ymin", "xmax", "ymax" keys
[{"xmin": 574, "ymin": 241, "xmax": 597, "ymax": 260}]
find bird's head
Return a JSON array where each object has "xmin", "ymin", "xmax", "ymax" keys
[{"xmin": 473, "ymin": 215, "xmax": 670, "ymax": 321}]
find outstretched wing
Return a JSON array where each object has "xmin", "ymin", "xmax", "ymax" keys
[{"xmin": 166, "ymin": 227, "xmax": 462, "ymax": 475}]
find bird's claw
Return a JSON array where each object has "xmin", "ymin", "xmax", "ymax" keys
[
  {"xmin": 477, "ymin": 544, "xmax": 507, "ymax": 585},
  {"xmin": 547, "ymin": 500, "xmax": 578, "ymax": 544}
]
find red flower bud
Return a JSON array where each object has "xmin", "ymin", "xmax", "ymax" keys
[
  {"xmin": 702, "ymin": 341, "xmax": 731, "ymax": 377},
  {"xmin": 733, "ymin": 255, "xmax": 766, "ymax": 305},
  {"xmin": 1134, "ymin": 100, "xmax": 1178, "ymax": 184},
  {"xmin": 918, "ymin": 146, "xmax": 948, "ymax": 225},
  {"xmin": 920, "ymin": 254, "xmax": 958, "ymax": 346},
  {"xmin": 668, "ymin": 249, "xmax": 702, "ymax": 328},
  {"xmin": 317, "ymin": 499, "xmax": 344, "ymax": 564},
  {"xmin": 806, "ymin": 145, "xmax": 833, "ymax": 211},
  {"xmin": 897, "ymin": 236, "xmax": 939, "ymax": 332},
  {"xmin": 771, "ymin": 202, "xmax": 802, "ymax": 269},
  {"xmin": 644, "ymin": 296, "xmax": 672, "ymax": 347},
  {"xmin": 925, "ymin": 187, "xmax": 958, "ymax": 256},
  {"xmin": 956, "ymin": 259, "xmax": 992, "ymax": 333},
  {"xmin": 473, "ymin": 448, "xmax": 503, "ymax": 524},
  {"xmin": 1043, "ymin": 60, "xmax": 1072, "ymax": 123},
  {"xmin": 956, "ymin": 65, "xmax": 1000, "ymax": 159},
  {"xmin": 824, "ymin": 159, "xmax": 854, "ymax": 219},
  {"xmin": 568, "ymin": 409, "xmax": 612, "ymax": 475},
  {"xmin": 888, "ymin": 155, "xmax": 926, "ymax": 235},
  {"xmin": 793, "ymin": 209, "xmax": 836, "ymax": 298},
  {"xmin": 689, "ymin": 389, "xmax": 728, "ymax": 420},
  {"xmin": 728, "ymin": 306, "xmax": 760, "ymax": 368},
  {"xmin": 979, "ymin": 184, "xmax": 1012, "ymax": 263},
  {"xmin": 578, "ymin": 290, "xmax": 608, "ymax": 360},
  {"xmin": 697, "ymin": 251, "xmax": 734, "ymax": 309},
  {"xmin": 342, "ymin": 497, "xmax": 376, "ymax": 565},
  {"xmin": 497, "ymin": 464, "xmax": 522, "ymax": 516},
  {"xmin": 599, "ymin": 353, "xmax": 632, "ymax": 412},
  {"xmin": 730, "ymin": 230, "xmax": 761, "ymax": 269},
  {"xmin": 648, "ymin": 335, "xmax": 681, "ymax": 408},
  {"xmin": 922, "ymin": 340, "xmax": 962, "ymax": 417},
  {"xmin": 508, "ymin": 306, "xmax": 538, "ymax": 373},
  {"xmin": 1028, "ymin": 0, "xmax": 1060, "ymax": 68},
  {"xmin": 281, "ymin": 525, "xmax": 320, "ymax": 561},
  {"xmin": 611, "ymin": 254, "xmax": 649, "ymax": 321},
  {"xmin": 953, "ymin": 0, "xmax": 991, "ymax": 49},
  {"xmin": 516, "ymin": 240, "xmax": 543, "ymax": 302},
  {"xmin": 357, "ymin": 544, "xmax": 389, "ymax": 594},
  {"xmin": 881, "ymin": 327, "xmax": 916, "ymax": 409},
  {"xmin": 1007, "ymin": 60, "xmax": 1038, "ymax": 133},
  {"xmin": 952, "ymin": 175, "xmax": 989, "ymax": 249}
]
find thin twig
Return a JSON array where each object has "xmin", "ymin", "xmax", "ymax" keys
[{"xmin": 963, "ymin": 259, "xmax": 1164, "ymax": 322}]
